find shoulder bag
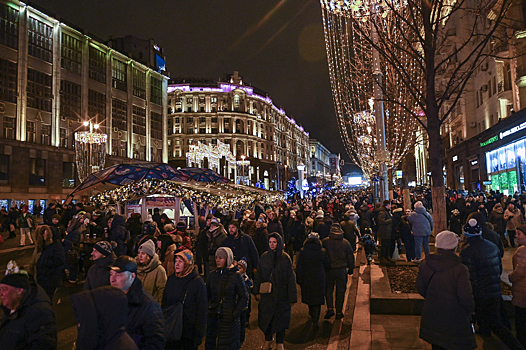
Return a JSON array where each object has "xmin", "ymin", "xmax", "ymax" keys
[{"xmin": 163, "ymin": 275, "xmax": 198, "ymax": 342}]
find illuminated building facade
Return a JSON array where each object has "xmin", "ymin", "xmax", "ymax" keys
[
  {"xmin": 167, "ymin": 72, "xmax": 310, "ymax": 190},
  {"xmin": 0, "ymin": 0, "xmax": 169, "ymax": 207},
  {"xmin": 309, "ymin": 139, "xmax": 331, "ymax": 183}
]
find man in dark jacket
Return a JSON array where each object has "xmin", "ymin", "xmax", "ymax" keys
[
  {"xmin": 109, "ymin": 214, "xmax": 127, "ymax": 257},
  {"xmin": 322, "ymin": 223, "xmax": 355, "ymax": 320},
  {"xmin": 460, "ymin": 219, "xmax": 524, "ymax": 350},
  {"xmin": 377, "ymin": 200, "xmax": 395, "ymax": 266},
  {"xmin": 222, "ymin": 221, "xmax": 259, "ymax": 279},
  {"xmin": 315, "ymin": 215, "xmax": 333, "ymax": 241},
  {"xmin": 340, "ymin": 214, "xmax": 359, "ymax": 252},
  {"xmin": 84, "ymin": 241, "xmax": 116, "ymax": 290},
  {"xmin": 110, "ymin": 256, "xmax": 165, "ymax": 350},
  {"xmin": 467, "ymin": 212, "xmax": 504, "ymax": 258},
  {"xmin": 0, "ymin": 271, "xmax": 57, "ymax": 349},
  {"xmin": 42, "ymin": 202, "xmax": 57, "ymax": 226},
  {"xmin": 267, "ymin": 210, "xmax": 284, "ymax": 236}
]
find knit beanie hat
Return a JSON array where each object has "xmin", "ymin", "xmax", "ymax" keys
[
  {"xmin": 435, "ymin": 231, "xmax": 459, "ymax": 250},
  {"xmin": 139, "ymin": 239, "xmax": 156, "ymax": 257},
  {"xmin": 238, "ymin": 257, "xmax": 248, "ymax": 272},
  {"xmin": 463, "ymin": 218, "xmax": 482, "ymax": 237},
  {"xmin": 1, "ymin": 260, "xmax": 29, "ymax": 289},
  {"xmin": 176, "ymin": 222, "xmax": 186, "ymax": 230},
  {"xmin": 215, "ymin": 247, "xmax": 234, "ymax": 267},
  {"xmin": 330, "ymin": 223, "xmax": 343, "ymax": 235},
  {"xmin": 94, "ymin": 241, "xmax": 114, "ymax": 256}
]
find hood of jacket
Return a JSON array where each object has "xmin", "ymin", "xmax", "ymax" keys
[
  {"xmin": 424, "ymin": 249, "xmax": 461, "ymax": 272},
  {"xmin": 492, "ymin": 206, "xmax": 503, "ymax": 214},
  {"xmin": 268, "ymin": 232, "xmax": 284, "ymax": 259},
  {"xmin": 415, "ymin": 206, "xmax": 427, "ymax": 214},
  {"xmin": 392, "ymin": 208, "xmax": 403, "ymax": 214},
  {"xmin": 137, "ymin": 253, "xmax": 162, "ymax": 274},
  {"xmin": 111, "ymin": 214, "xmax": 126, "ymax": 230},
  {"xmin": 329, "ymin": 230, "xmax": 344, "ymax": 240},
  {"xmin": 303, "ymin": 237, "xmax": 322, "ymax": 250},
  {"xmin": 71, "ymin": 286, "xmax": 128, "ymax": 350}
]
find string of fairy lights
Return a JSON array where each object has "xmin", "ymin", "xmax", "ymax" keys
[
  {"xmin": 320, "ymin": 0, "xmax": 422, "ymax": 180},
  {"xmin": 90, "ymin": 178, "xmax": 284, "ymax": 213},
  {"xmin": 75, "ymin": 131, "xmax": 107, "ymax": 183}
]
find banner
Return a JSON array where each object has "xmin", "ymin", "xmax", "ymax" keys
[{"xmin": 145, "ymin": 197, "xmax": 176, "ymax": 208}]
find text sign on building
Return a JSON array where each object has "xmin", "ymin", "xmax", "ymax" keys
[
  {"xmin": 483, "ymin": 180, "xmax": 492, "ymax": 185},
  {"xmin": 396, "ymin": 170, "xmax": 403, "ymax": 179},
  {"xmin": 452, "ymin": 155, "xmax": 458, "ymax": 162},
  {"xmin": 480, "ymin": 135, "xmax": 499, "ymax": 147},
  {"xmin": 500, "ymin": 121, "xmax": 526, "ymax": 140},
  {"xmin": 470, "ymin": 160, "xmax": 478, "ymax": 166}
]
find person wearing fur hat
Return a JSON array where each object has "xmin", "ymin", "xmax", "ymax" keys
[
  {"xmin": 460, "ymin": 218, "xmax": 524, "ymax": 349},
  {"xmin": 84, "ymin": 240, "xmax": 116, "ymax": 291},
  {"xmin": 207, "ymin": 218, "xmax": 228, "ymax": 272},
  {"xmin": 0, "ymin": 263, "xmax": 57, "ymax": 349},
  {"xmin": 296, "ymin": 232, "xmax": 331, "ymax": 332},
  {"xmin": 136, "ymin": 239, "xmax": 167, "ymax": 304},
  {"xmin": 162, "ymin": 250, "xmax": 207, "ymax": 350},
  {"xmin": 35, "ymin": 225, "xmax": 65, "ymax": 302},
  {"xmin": 205, "ymin": 247, "xmax": 248, "ymax": 350},
  {"xmin": 416, "ymin": 231, "xmax": 476, "ymax": 350},
  {"xmin": 322, "ymin": 224, "xmax": 355, "ymax": 320},
  {"xmin": 254, "ymin": 233, "xmax": 297, "ymax": 350},
  {"xmin": 509, "ymin": 224, "xmax": 526, "ymax": 348}
]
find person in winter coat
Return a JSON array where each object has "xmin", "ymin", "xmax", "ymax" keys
[
  {"xmin": 17, "ymin": 205, "xmax": 34, "ymax": 246},
  {"xmin": 253, "ymin": 218, "xmax": 270, "ymax": 257},
  {"xmin": 0, "ymin": 270, "xmax": 57, "ymax": 350},
  {"xmin": 136, "ymin": 240, "xmax": 167, "ymax": 304},
  {"xmin": 126, "ymin": 213, "xmax": 143, "ymax": 255},
  {"xmin": 407, "ymin": 201, "xmax": 433, "ymax": 262},
  {"xmin": 221, "ymin": 221, "xmax": 259, "ymax": 279},
  {"xmin": 289, "ymin": 212, "xmax": 306, "ymax": 267},
  {"xmin": 175, "ymin": 221, "xmax": 193, "ymax": 250},
  {"xmin": 197, "ymin": 214, "xmax": 213, "ymax": 277},
  {"xmin": 449, "ymin": 209, "xmax": 463, "ymax": 236},
  {"xmin": 505, "ymin": 203, "xmax": 525, "ymax": 248},
  {"xmin": 460, "ymin": 219, "xmax": 524, "ymax": 350},
  {"xmin": 110, "ymin": 255, "xmax": 165, "ymax": 350},
  {"xmin": 296, "ymin": 232, "xmax": 331, "ymax": 332},
  {"xmin": 377, "ymin": 201, "xmax": 395, "ymax": 266},
  {"xmin": 267, "ymin": 210, "xmax": 284, "ymax": 237},
  {"xmin": 322, "ymin": 224, "xmax": 355, "ymax": 320},
  {"xmin": 467, "ymin": 212, "xmax": 504, "ymax": 258},
  {"xmin": 315, "ymin": 215, "xmax": 333, "ymax": 241},
  {"xmin": 509, "ymin": 224, "xmax": 526, "ymax": 348},
  {"xmin": 489, "ymin": 203, "xmax": 509, "ymax": 248},
  {"xmin": 417, "ymin": 231, "xmax": 476, "ymax": 350},
  {"xmin": 108, "ymin": 214, "xmax": 127, "ymax": 256},
  {"xmin": 254, "ymin": 233, "xmax": 297, "ymax": 350},
  {"xmin": 341, "ymin": 214, "xmax": 359, "ymax": 252},
  {"xmin": 399, "ymin": 209, "xmax": 415, "ymax": 262},
  {"xmin": 63, "ymin": 214, "xmax": 86, "ymax": 286},
  {"xmin": 84, "ymin": 240, "xmax": 116, "ymax": 290},
  {"xmin": 35, "ymin": 226, "xmax": 65, "ymax": 302},
  {"xmin": 162, "ymin": 250, "xmax": 207, "ymax": 350},
  {"xmin": 205, "ymin": 247, "xmax": 248, "ymax": 350},
  {"xmin": 5, "ymin": 206, "xmax": 18, "ymax": 239},
  {"xmin": 207, "ymin": 218, "xmax": 228, "ymax": 271},
  {"xmin": 71, "ymin": 286, "xmax": 139, "ymax": 350}
]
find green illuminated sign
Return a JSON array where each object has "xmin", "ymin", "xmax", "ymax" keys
[{"xmin": 480, "ymin": 135, "xmax": 499, "ymax": 147}]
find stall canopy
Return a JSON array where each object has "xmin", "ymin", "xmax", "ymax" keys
[
  {"xmin": 178, "ymin": 167, "xmax": 229, "ymax": 183},
  {"xmin": 69, "ymin": 163, "xmax": 190, "ymax": 197}
]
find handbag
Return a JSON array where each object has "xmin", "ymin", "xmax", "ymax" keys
[
  {"xmin": 259, "ymin": 258, "xmax": 280, "ymax": 294},
  {"xmin": 164, "ymin": 275, "xmax": 197, "ymax": 342}
]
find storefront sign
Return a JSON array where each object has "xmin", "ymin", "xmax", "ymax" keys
[
  {"xmin": 452, "ymin": 155, "xmax": 458, "ymax": 162},
  {"xmin": 145, "ymin": 197, "xmax": 176, "ymax": 208},
  {"xmin": 396, "ymin": 170, "xmax": 403, "ymax": 179},
  {"xmin": 470, "ymin": 160, "xmax": 478, "ymax": 166},
  {"xmin": 483, "ymin": 180, "xmax": 492, "ymax": 185},
  {"xmin": 500, "ymin": 121, "xmax": 526, "ymax": 140},
  {"xmin": 480, "ymin": 135, "xmax": 499, "ymax": 147}
]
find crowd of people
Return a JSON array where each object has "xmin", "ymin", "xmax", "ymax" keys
[{"xmin": 0, "ymin": 186, "xmax": 526, "ymax": 349}]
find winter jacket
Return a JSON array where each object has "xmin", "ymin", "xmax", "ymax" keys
[
  {"xmin": 84, "ymin": 253, "xmax": 115, "ymax": 290},
  {"xmin": 407, "ymin": 207, "xmax": 433, "ymax": 237},
  {"xmin": 221, "ymin": 232, "xmax": 259, "ymax": 279},
  {"xmin": 253, "ymin": 226, "xmax": 269, "ymax": 256},
  {"xmin": 17, "ymin": 211, "xmax": 34, "ymax": 229},
  {"xmin": 377, "ymin": 206, "xmax": 393, "ymax": 240},
  {"xmin": 176, "ymin": 229, "xmax": 192, "ymax": 251},
  {"xmin": 460, "ymin": 235, "xmax": 502, "ymax": 300},
  {"xmin": 322, "ymin": 230, "xmax": 355, "ymax": 271},
  {"xmin": 162, "ymin": 269, "xmax": 207, "ymax": 346},
  {"xmin": 268, "ymin": 218, "xmax": 284, "ymax": 237},
  {"xmin": 109, "ymin": 214, "xmax": 127, "ymax": 256},
  {"xmin": 136, "ymin": 254, "xmax": 167, "ymax": 304},
  {"xmin": 340, "ymin": 219, "xmax": 359, "ymax": 249},
  {"xmin": 0, "ymin": 283, "xmax": 57, "ymax": 350},
  {"xmin": 254, "ymin": 232, "xmax": 297, "ymax": 335},
  {"xmin": 509, "ymin": 240, "xmax": 526, "ymax": 308},
  {"xmin": 449, "ymin": 214, "xmax": 462, "ymax": 236},
  {"xmin": 289, "ymin": 220, "xmax": 306, "ymax": 252},
  {"xmin": 417, "ymin": 249, "xmax": 476, "ymax": 350},
  {"xmin": 488, "ymin": 207, "xmax": 506, "ymax": 234},
  {"xmin": 36, "ymin": 240, "xmax": 65, "ymax": 291},
  {"xmin": 296, "ymin": 237, "xmax": 331, "ymax": 305},
  {"xmin": 71, "ymin": 286, "xmax": 139, "ymax": 350},
  {"xmin": 504, "ymin": 208, "xmax": 525, "ymax": 231},
  {"xmin": 315, "ymin": 218, "xmax": 333, "ymax": 241},
  {"xmin": 63, "ymin": 217, "xmax": 84, "ymax": 252},
  {"xmin": 125, "ymin": 278, "xmax": 165, "ymax": 350},
  {"xmin": 206, "ymin": 264, "xmax": 248, "ymax": 350},
  {"xmin": 348, "ymin": 211, "xmax": 360, "ymax": 227}
]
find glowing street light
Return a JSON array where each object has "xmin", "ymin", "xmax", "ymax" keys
[{"xmin": 75, "ymin": 119, "xmax": 107, "ymax": 182}]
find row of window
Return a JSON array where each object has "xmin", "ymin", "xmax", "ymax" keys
[{"xmin": 0, "ymin": 154, "xmax": 76, "ymax": 187}]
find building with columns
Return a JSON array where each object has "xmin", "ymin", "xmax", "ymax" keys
[
  {"xmin": 309, "ymin": 139, "xmax": 331, "ymax": 183},
  {"xmin": 0, "ymin": 0, "xmax": 169, "ymax": 207},
  {"xmin": 167, "ymin": 72, "xmax": 310, "ymax": 190}
]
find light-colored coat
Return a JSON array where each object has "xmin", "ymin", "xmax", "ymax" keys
[
  {"xmin": 509, "ymin": 245, "xmax": 526, "ymax": 308},
  {"xmin": 136, "ymin": 253, "xmax": 167, "ymax": 304},
  {"xmin": 504, "ymin": 208, "xmax": 525, "ymax": 231}
]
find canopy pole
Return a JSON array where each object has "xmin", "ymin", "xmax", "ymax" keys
[
  {"xmin": 141, "ymin": 197, "xmax": 147, "ymax": 222},
  {"xmin": 174, "ymin": 197, "xmax": 181, "ymax": 224},
  {"xmin": 193, "ymin": 201, "xmax": 198, "ymax": 235}
]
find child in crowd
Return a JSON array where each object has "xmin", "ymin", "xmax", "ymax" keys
[
  {"xmin": 360, "ymin": 228, "xmax": 377, "ymax": 265},
  {"xmin": 238, "ymin": 257, "xmax": 253, "ymax": 346}
]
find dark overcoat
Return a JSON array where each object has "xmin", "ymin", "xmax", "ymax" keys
[{"xmin": 296, "ymin": 237, "xmax": 330, "ymax": 305}]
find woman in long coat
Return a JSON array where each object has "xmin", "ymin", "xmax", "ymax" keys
[
  {"xmin": 205, "ymin": 247, "xmax": 248, "ymax": 350},
  {"xmin": 416, "ymin": 231, "xmax": 476, "ymax": 350},
  {"xmin": 296, "ymin": 232, "xmax": 330, "ymax": 331},
  {"xmin": 254, "ymin": 232, "xmax": 297, "ymax": 350}
]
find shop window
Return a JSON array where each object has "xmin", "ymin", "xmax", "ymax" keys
[{"xmin": 29, "ymin": 158, "xmax": 45, "ymax": 186}]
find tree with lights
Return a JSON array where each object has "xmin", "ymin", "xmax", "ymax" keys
[{"xmin": 320, "ymin": 0, "xmax": 523, "ymax": 232}]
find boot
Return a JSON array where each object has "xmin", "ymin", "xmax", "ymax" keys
[
  {"xmin": 262, "ymin": 340, "xmax": 273, "ymax": 350},
  {"xmin": 276, "ymin": 344, "xmax": 284, "ymax": 350},
  {"xmin": 312, "ymin": 306, "xmax": 321, "ymax": 331}
]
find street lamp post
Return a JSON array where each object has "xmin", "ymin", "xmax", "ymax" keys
[
  {"xmin": 297, "ymin": 163, "xmax": 305, "ymax": 198},
  {"xmin": 75, "ymin": 119, "xmax": 107, "ymax": 182}
]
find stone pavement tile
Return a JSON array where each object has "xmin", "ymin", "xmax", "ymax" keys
[
  {"xmin": 349, "ymin": 330, "xmax": 372, "ymax": 350},
  {"xmin": 371, "ymin": 324, "xmax": 420, "ymax": 333}
]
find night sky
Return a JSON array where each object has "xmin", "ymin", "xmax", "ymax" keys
[{"xmin": 30, "ymin": 0, "xmax": 357, "ymax": 171}]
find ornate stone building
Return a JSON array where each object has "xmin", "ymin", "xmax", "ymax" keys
[
  {"xmin": 167, "ymin": 72, "xmax": 310, "ymax": 190},
  {"xmin": 0, "ymin": 0, "xmax": 169, "ymax": 208}
]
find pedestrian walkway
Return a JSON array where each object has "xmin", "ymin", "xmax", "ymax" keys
[{"xmin": 341, "ymin": 247, "xmax": 517, "ymax": 350}]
